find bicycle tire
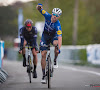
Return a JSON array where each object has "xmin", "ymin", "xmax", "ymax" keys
[
  {"xmin": 47, "ymin": 56, "xmax": 51, "ymax": 88},
  {"xmin": 28, "ymin": 55, "xmax": 31, "ymax": 83}
]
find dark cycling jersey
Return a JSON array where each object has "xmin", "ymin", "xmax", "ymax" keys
[{"xmin": 20, "ymin": 26, "xmax": 37, "ymax": 50}]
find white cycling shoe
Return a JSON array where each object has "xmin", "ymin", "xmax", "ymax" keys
[
  {"xmin": 41, "ymin": 76, "xmax": 47, "ymax": 84},
  {"xmin": 53, "ymin": 61, "xmax": 58, "ymax": 69}
]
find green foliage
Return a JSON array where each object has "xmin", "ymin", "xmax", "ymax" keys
[
  {"xmin": 18, "ymin": 53, "xmax": 23, "ymax": 61},
  {"xmin": 87, "ymin": 0, "xmax": 100, "ymax": 43},
  {"xmin": 48, "ymin": 0, "xmax": 75, "ymax": 45},
  {"xmin": 79, "ymin": 49, "xmax": 87, "ymax": 65},
  {"xmin": 1, "ymin": 0, "xmax": 100, "ymax": 47},
  {"xmin": 4, "ymin": 40, "xmax": 13, "ymax": 48},
  {"xmin": 78, "ymin": 0, "xmax": 95, "ymax": 45},
  {"xmin": 0, "ymin": 6, "xmax": 18, "ymax": 38}
]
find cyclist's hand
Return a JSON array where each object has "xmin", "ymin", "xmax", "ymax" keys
[
  {"xmin": 56, "ymin": 45, "xmax": 61, "ymax": 54},
  {"xmin": 36, "ymin": 50, "xmax": 39, "ymax": 53},
  {"xmin": 56, "ymin": 50, "xmax": 59, "ymax": 54},
  {"xmin": 18, "ymin": 50, "xmax": 22, "ymax": 54},
  {"xmin": 36, "ymin": 5, "xmax": 43, "ymax": 10},
  {"xmin": 36, "ymin": 3, "xmax": 43, "ymax": 10},
  {"xmin": 56, "ymin": 49, "xmax": 61, "ymax": 54}
]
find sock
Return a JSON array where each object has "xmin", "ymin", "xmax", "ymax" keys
[
  {"xmin": 23, "ymin": 54, "xmax": 26, "ymax": 60},
  {"xmin": 34, "ymin": 65, "xmax": 37, "ymax": 72},
  {"xmin": 54, "ymin": 55, "xmax": 57, "ymax": 62},
  {"xmin": 42, "ymin": 69, "xmax": 45, "ymax": 76}
]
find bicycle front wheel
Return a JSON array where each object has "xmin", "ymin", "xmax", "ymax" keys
[
  {"xmin": 47, "ymin": 56, "xmax": 51, "ymax": 88},
  {"xmin": 28, "ymin": 55, "xmax": 31, "ymax": 83}
]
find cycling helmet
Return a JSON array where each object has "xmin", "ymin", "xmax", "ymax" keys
[
  {"xmin": 24, "ymin": 19, "xmax": 33, "ymax": 26},
  {"xmin": 52, "ymin": 8, "xmax": 62, "ymax": 16}
]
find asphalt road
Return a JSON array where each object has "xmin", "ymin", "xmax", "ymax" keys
[{"xmin": 0, "ymin": 60, "xmax": 100, "ymax": 90}]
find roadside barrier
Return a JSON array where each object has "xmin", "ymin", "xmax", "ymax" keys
[{"xmin": 0, "ymin": 41, "xmax": 8, "ymax": 83}]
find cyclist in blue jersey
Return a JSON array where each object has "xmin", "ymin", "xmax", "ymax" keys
[
  {"xmin": 36, "ymin": 4, "xmax": 62, "ymax": 83},
  {"xmin": 19, "ymin": 19, "xmax": 38, "ymax": 78}
]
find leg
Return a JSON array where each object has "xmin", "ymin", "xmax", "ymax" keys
[
  {"xmin": 22, "ymin": 40, "xmax": 27, "ymax": 55},
  {"xmin": 22, "ymin": 40, "xmax": 27, "ymax": 67},
  {"xmin": 40, "ymin": 33, "xmax": 48, "ymax": 83},
  {"xmin": 41, "ymin": 50, "xmax": 47, "ymax": 83},
  {"xmin": 32, "ymin": 49, "xmax": 38, "ymax": 71},
  {"xmin": 53, "ymin": 40, "xmax": 59, "ymax": 68},
  {"xmin": 53, "ymin": 40, "xmax": 59, "ymax": 66},
  {"xmin": 32, "ymin": 48, "xmax": 38, "ymax": 78},
  {"xmin": 41, "ymin": 50, "xmax": 47, "ymax": 76}
]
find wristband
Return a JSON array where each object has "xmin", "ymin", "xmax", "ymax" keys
[{"xmin": 59, "ymin": 49, "xmax": 61, "ymax": 54}]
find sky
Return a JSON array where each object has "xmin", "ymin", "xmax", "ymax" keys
[{"xmin": 0, "ymin": 0, "xmax": 35, "ymax": 6}]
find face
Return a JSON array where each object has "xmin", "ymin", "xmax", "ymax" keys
[
  {"xmin": 51, "ymin": 13, "xmax": 60, "ymax": 22},
  {"xmin": 26, "ymin": 26, "xmax": 32, "ymax": 31}
]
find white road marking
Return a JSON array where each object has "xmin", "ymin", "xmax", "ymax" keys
[
  {"xmin": 59, "ymin": 66, "xmax": 100, "ymax": 76},
  {"xmin": 85, "ymin": 85, "xmax": 90, "ymax": 87}
]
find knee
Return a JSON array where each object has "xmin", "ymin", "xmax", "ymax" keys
[
  {"xmin": 23, "ymin": 40, "xmax": 27, "ymax": 47},
  {"xmin": 41, "ymin": 51, "xmax": 47, "ymax": 59},
  {"xmin": 33, "ymin": 53, "xmax": 37, "ymax": 58},
  {"xmin": 53, "ymin": 40, "xmax": 58, "ymax": 46}
]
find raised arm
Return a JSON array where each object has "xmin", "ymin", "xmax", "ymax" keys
[{"xmin": 36, "ymin": 3, "xmax": 51, "ymax": 18}]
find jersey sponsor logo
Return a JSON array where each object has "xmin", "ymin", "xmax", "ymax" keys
[
  {"xmin": 45, "ymin": 22, "xmax": 54, "ymax": 30},
  {"xmin": 42, "ymin": 10, "xmax": 46, "ymax": 14},
  {"xmin": 57, "ymin": 30, "xmax": 62, "ymax": 35}
]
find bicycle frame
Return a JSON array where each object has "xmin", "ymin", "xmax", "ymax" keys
[
  {"xmin": 40, "ymin": 44, "xmax": 56, "ymax": 88},
  {"xmin": 45, "ymin": 45, "xmax": 53, "ymax": 88}
]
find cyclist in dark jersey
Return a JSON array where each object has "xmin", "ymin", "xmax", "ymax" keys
[
  {"xmin": 19, "ymin": 19, "xmax": 38, "ymax": 78},
  {"xmin": 36, "ymin": 4, "xmax": 62, "ymax": 83}
]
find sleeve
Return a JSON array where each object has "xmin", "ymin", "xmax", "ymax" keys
[
  {"xmin": 39, "ymin": 9, "xmax": 51, "ymax": 19},
  {"xmin": 34, "ymin": 27, "xmax": 37, "ymax": 37},
  {"xmin": 33, "ymin": 27, "xmax": 38, "ymax": 46},
  {"xmin": 20, "ymin": 28, "xmax": 24, "ymax": 50},
  {"xmin": 56, "ymin": 23, "xmax": 62, "ymax": 37},
  {"xmin": 33, "ymin": 36, "xmax": 39, "ymax": 51}
]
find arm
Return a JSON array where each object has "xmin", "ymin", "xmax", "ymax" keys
[
  {"xmin": 20, "ymin": 28, "xmax": 24, "ymax": 50},
  {"xmin": 36, "ymin": 3, "xmax": 43, "ymax": 11},
  {"xmin": 18, "ymin": 28, "xmax": 24, "ymax": 54},
  {"xmin": 33, "ymin": 27, "xmax": 38, "ymax": 51},
  {"xmin": 58, "ymin": 36, "xmax": 62, "ymax": 50},
  {"xmin": 33, "ymin": 37, "xmax": 38, "ymax": 51},
  {"xmin": 56, "ymin": 24, "xmax": 62, "ymax": 53},
  {"xmin": 36, "ymin": 4, "xmax": 51, "ymax": 18}
]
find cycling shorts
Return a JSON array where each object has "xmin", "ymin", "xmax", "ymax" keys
[{"xmin": 40, "ymin": 32, "xmax": 58, "ymax": 51}]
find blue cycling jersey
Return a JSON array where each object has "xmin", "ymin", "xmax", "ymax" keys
[
  {"xmin": 40, "ymin": 9, "xmax": 62, "ymax": 37},
  {"xmin": 39, "ymin": 9, "xmax": 62, "ymax": 51}
]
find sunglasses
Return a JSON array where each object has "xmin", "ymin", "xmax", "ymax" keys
[
  {"xmin": 26, "ymin": 26, "xmax": 32, "ymax": 28},
  {"xmin": 52, "ymin": 13, "xmax": 59, "ymax": 17}
]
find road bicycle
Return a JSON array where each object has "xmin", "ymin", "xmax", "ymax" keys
[
  {"xmin": 40, "ymin": 44, "xmax": 54, "ymax": 88},
  {"xmin": 26, "ymin": 43, "xmax": 33, "ymax": 83}
]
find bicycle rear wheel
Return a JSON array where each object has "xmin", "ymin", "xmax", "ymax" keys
[
  {"xmin": 28, "ymin": 55, "xmax": 31, "ymax": 83},
  {"xmin": 47, "ymin": 56, "xmax": 51, "ymax": 88}
]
